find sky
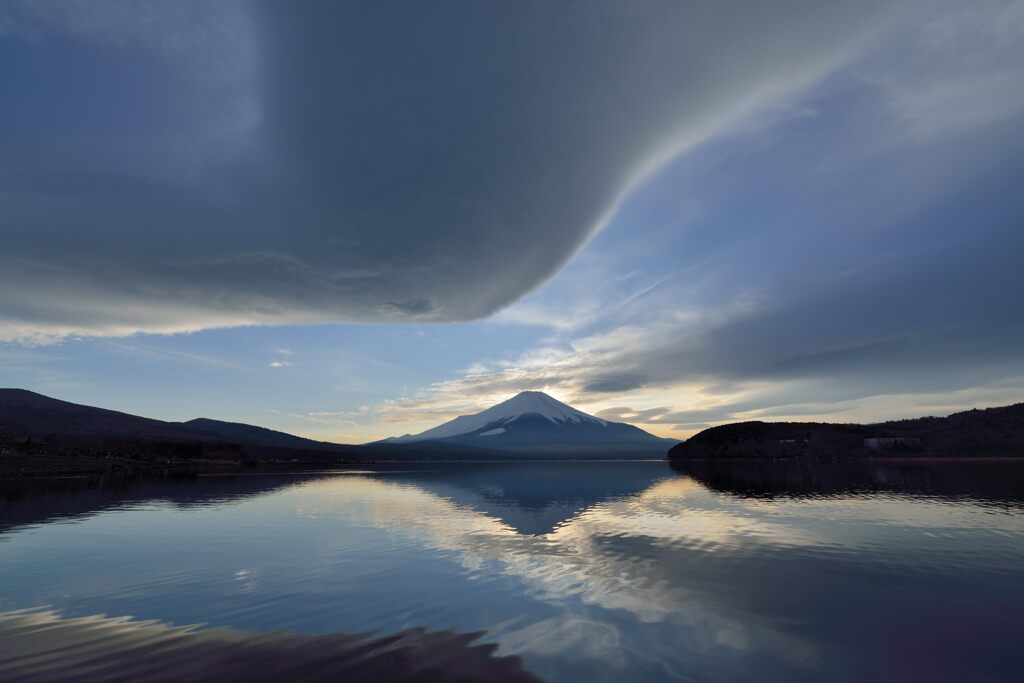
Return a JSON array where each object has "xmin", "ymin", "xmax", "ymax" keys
[{"xmin": 2, "ymin": 0, "xmax": 1024, "ymax": 443}]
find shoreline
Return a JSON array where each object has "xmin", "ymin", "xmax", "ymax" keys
[
  {"xmin": 6, "ymin": 452, "xmax": 1024, "ymax": 478},
  {"xmin": 0, "ymin": 454, "xmax": 366, "ymax": 479}
]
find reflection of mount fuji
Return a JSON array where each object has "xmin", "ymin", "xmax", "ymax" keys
[
  {"xmin": 0, "ymin": 463, "xmax": 671, "ymax": 538},
  {"xmin": 380, "ymin": 462, "xmax": 671, "ymax": 535}
]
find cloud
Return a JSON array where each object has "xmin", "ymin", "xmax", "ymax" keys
[
  {"xmin": 366, "ymin": 298, "xmax": 1024, "ymax": 437},
  {"xmin": 864, "ymin": 0, "xmax": 1024, "ymax": 137},
  {"xmin": 0, "ymin": 0, "xmax": 908, "ymax": 341},
  {"xmin": 364, "ymin": 0, "xmax": 1024, "ymax": 436},
  {"xmin": 363, "ymin": 122, "xmax": 1024, "ymax": 437},
  {"xmin": 268, "ymin": 348, "xmax": 292, "ymax": 368}
]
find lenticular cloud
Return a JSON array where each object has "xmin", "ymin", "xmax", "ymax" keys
[{"xmin": 0, "ymin": 0, "xmax": 898, "ymax": 340}]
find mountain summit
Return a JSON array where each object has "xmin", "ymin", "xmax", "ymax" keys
[{"xmin": 381, "ymin": 391, "xmax": 676, "ymax": 456}]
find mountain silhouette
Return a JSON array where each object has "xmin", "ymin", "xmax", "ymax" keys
[
  {"xmin": 0, "ymin": 388, "xmax": 363, "ymax": 473},
  {"xmin": 668, "ymin": 403, "xmax": 1024, "ymax": 459},
  {"xmin": 1, "ymin": 388, "xmax": 673, "ymax": 474}
]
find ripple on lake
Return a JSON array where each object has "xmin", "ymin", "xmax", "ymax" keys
[{"xmin": 1, "ymin": 460, "xmax": 1022, "ymax": 682}]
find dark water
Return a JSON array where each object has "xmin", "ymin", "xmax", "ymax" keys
[{"xmin": 1, "ymin": 460, "xmax": 1023, "ymax": 682}]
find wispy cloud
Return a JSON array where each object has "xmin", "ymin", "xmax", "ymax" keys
[
  {"xmin": 268, "ymin": 348, "xmax": 292, "ymax": 368},
  {"xmin": 361, "ymin": 265, "xmax": 1024, "ymax": 437},
  {"xmin": 870, "ymin": 0, "xmax": 1024, "ymax": 137},
  {"xmin": 103, "ymin": 339, "xmax": 240, "ymax": 370}
]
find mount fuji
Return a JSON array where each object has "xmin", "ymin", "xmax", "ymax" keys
[{"xmin": 379, "ymin": 391, "xmax": 677, "ymax": 457}]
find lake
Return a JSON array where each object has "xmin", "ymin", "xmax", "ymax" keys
[{"xmin": 1, "ymin": 460, "xmax": 1022, "ymax": 682}]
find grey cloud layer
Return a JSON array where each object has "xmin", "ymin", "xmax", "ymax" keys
[{"xmin": 0, "ymin": 0, "xmax": 900, "ymax": 340}]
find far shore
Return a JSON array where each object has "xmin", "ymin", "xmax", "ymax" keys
[{"xmin": 7, "ymin": 451, "xmax": 1024, "ymax": 478}]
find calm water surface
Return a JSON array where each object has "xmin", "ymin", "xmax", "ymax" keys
[{"xmin": 1, "ymin": 460, "xmax": 1023, "ymax": 682}]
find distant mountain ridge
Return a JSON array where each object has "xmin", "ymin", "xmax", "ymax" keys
[
  {"xmin": 5, "ymin": 388, "xmax": 1022, "ymax": 473},
  {"xmin": 0, "ymin": 389, "xmax": 343, "ymax": 450},
  {"xmin": 668, "ymin": 403, "xmax": 1024, "ymax": 459},
  {"xmin": 380, "ymin": 391, "xmax": 677, "ymax": 456},
  {"xmin": 182, "ymin": 418, "xmax": 337, "ymax": 450},
  {"xmin": 0, "ymin": 388, "xmax": 674, "ymax": 474},
  {"xmin": 0, "ymin": 388, "xmax": 363, "ymax": 472},
  {"xmin": 0, "ymin": 388, "xmax": 198, "ymax": 441}
]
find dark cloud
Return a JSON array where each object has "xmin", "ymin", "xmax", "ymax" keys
[{"xmin": 0, "ymin": 0, "xmax": 901, "ymax": 340}]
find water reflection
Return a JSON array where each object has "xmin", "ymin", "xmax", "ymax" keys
[
  {"xmin": 0, "ymin": 608, "xmax": 541, "ymax": 683},
  {"xmin": 383, "ymin": 462, "xmax": 670, "ymax": 534},
  {"xmin": 670, "ymin": 457, "xmax": 1024, "ymax": 503},
  {"xmin": 0, "ymin": 469, "xmax": 335, "ymax": 533},
  {"xmin": 1, "ymin": 461, "xmax": 1023, "ymax": 682}
]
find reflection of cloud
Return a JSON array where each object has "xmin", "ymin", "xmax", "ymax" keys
[
  {"xmin": 293, "ymin": 475, "xmax": 822, "ymax": 670},
  {"xmin": 288, "ymin": 470, "xmax": 1024, "ymax": 677},
  {"xmin": 232, "ymin": 567, "xmax": 260, "ymax": 593},
  {"xmin": 497, "ymin": 616, "xmax": 623, "ymax": 665}
]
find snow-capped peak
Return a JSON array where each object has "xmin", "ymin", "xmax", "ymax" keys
[
  {"xmin": 389, "ymin": 391, "xmax": 607, "ymax": 443},
  {"xmin": 490, "ymin": 391, "xmax": 607, "ymax": 425}
]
